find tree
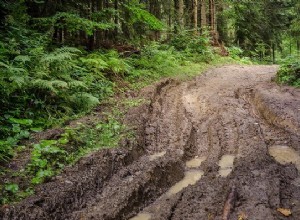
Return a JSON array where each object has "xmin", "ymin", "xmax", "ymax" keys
[
  {"xmin": 200, "ymin": 0, "xmax": 207, "ymax": 29},
  {"xmin": 192, "ymin": 0, "xmax": 198, "ymax": 34}
]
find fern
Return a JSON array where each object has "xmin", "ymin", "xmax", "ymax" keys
[
  {"xmin": 14, "ymin": 55, "xmax": 31, "ymax": 63},
  {"xmin": 0, "ymin": 60, "xmax": 28, "ymax": 95},
  {"xmin": 68, "ymin": 80, "xmax": 88, "ymax": 89},
  {"xmin": 69, "ymin": 92, "xmax": 100, "ymax": 111},
  {"xmin": 32, "ymin": 79, "xmax": 58, "ymax": 93},
  {"xmin": 51, "ymin": 80, "xmax": 68, "ymax": 89},
  {"xmin": 80, "ymin": 54, "xmax": 108, "ymax": 75},
  {"xmin": 41, "ymin": 49, "xmax": 75, "ymax": 64}
]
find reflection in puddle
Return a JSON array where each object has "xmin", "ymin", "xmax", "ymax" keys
[
  {"xmin": 269, "ymin": 145, "xmax": 300, "ymax": 170},
  {"xmin": 186, "ymin": 156, "xmax": 206, "ymax": 168},
  {"xmin": 167, "ymin": 170, "xmax": 204, "ymax": 196},
  {"xmin": 218, "ymin": 155, "xmax": 235, "ymax": 177},
  {"xmin": 129, "ymin": 213, "xmax": 151, "ymax": 220},
  {"xmin": 149, "ymin": 151, "xmax": 166, "ymax": 161}
]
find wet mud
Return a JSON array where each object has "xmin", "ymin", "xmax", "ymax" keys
[{"xmin": 1, "ymin": 65, "xmax": 300, "ymax": 220}]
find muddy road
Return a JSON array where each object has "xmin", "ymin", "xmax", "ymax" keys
[{"xmin": 1, "ymin": 65, "xmax": 300, "ymax": 220}]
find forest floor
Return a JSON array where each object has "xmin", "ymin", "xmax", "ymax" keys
[{"xmin": 1, "ymin": 65, "xmax": 300, "ymax": 220}]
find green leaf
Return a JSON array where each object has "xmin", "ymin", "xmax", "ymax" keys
[
  {"xmin": 9, "ymin": 118, "xmax": 33, "ymax": 126},
  {"xmin": 4, "ymin": 183, "xmax": 19, "ymax": 194},
  {"xmin": 39, "ymin": 140, "xmax": 57, "ymax": 147},
  {"xmin": 30, "ymin": 127, "xmax": 43, "ymax": 132}
]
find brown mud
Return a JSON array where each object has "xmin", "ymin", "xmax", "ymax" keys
[{"xmin": 1, "ymin": 65, "xmax": 300, "ymax": 220}]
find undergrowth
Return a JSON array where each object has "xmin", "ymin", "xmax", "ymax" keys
[{"xmin": 276, "ymin": 56, "xmax": 300, "ymax": 87}]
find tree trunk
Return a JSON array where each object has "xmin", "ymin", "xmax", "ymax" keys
[
  {"xmin": 178, "ymin": 0, "xmax": 184, "ymax": 30},
  {"xmin": 193, "ymin": 0, "xmax": 198, "ymax": 34},
  {"xmin": 209, "ymin": 0, "xmax": 216, "ymax": 32},
  {"xmin": 272, "ymin": 42, "xmax": 276, "ymax": 64},
  {"xmin": 167, "ymin": 0, "xmax": 172, "ymax": 40},
  {"xmin": 200, "ymin": 0, "xmax": 207, "ymax": 29},
  {"xmin": 149, "ymin": 0, "xmax": 162, "ymax": 40},
  {"xmin": 209, "ymin": 0, "xmax": 218, "ymax": 44},
  {"xmin": 114, "ymin": 0, "xmax": 118, "ymax": 38}
]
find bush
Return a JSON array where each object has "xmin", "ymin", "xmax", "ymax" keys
[
  {"xmin": 169, "ymin": 30, "xmax": 211, "ymax": 54},
  {"xmin": 276, "ymin": 57, "xmax": 300, "ymax": 87}
]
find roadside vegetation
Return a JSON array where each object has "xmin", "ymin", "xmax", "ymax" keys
[
  {"xmin": 0, "ymin": 0, "xmax": 299, "ymax": 204},
  {"xmin": 276, "ymin": 57, "xmax": 300, "ymax": 87}
]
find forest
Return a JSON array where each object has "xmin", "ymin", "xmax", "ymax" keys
[{"xmin": 0, "ymin": 0, "xmax": 300, "ymax": 207}]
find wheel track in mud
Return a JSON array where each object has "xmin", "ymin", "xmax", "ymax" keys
[{"xmin": 1, "ymin": 65, "xmax": 300, "ymax": 220}]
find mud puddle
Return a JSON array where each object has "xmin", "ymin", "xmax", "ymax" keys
[
  {"xmin": 168, "ymin": 157, "xmax": 206, "ymax": 196},
  {"xmin": 130, "ymin": 159, "xmax": 205, "ymax": 220},
  {"xmin": 186, "ymin": 156, "xmax": 206, "ymax": 168},
  {"xmin": 149, "ymin": 151, "xmax": 166, "ymax": 161},
  {"xmin": 269, "ymin": 145, "xmax": 300, "ymax": 170},
  {"xmin": 167, "ymin": 170, "xmax": 204, "ymax": 196},
  {"xmin": 130, "ymin": 213, "xmax": 152, "ymax": 220},
  {"xmin": 218, "ymin": 154, "xmax": 235, "ymax": 177}
]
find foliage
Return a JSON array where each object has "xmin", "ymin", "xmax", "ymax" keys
[
  {"xmin": 28, "ymin": 140, "xmax": 67, "ymax": 184},
  {"xmin": 227, "ymin": 46, "xmax": 243, "ymax": 60},
  {"xmin": 277, "ymin": 57, "xmax": 300, "ymax": 87},
  {"xmin": 221, "ymin": 0, "xmax": 296, "ymax": 61},
  {"xmin": 36, "ymin": 12, "xmax": 115, "ymax": 36},
  {"xmin": 170, "ymin": 30, "xmax": 211, "ymax": 54},
  {"xmin": 0, "ymin": 183, "xmax": 19, "ymax": 204},
  {"xmin": 123, "ymin": 2, "xmax": 164, "ymax": 31},
  {"xmin": 0, "ymin": 111, "xmax": 129, "ymax": 205},
  {"xmin": 0, "ymin": 182, "xmax": 34, "ymax": 205},
  {"xmin": 0, "ymin": 117, "xmax": 35, "ymax": 162}
]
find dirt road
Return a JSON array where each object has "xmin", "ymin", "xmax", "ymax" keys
[{"xmin": 2, "ymin": 65, "xmax": 300, "ymax": 220}]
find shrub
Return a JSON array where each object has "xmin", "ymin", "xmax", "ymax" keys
[{"xmin": 277, "ymin": 57, "xmax": 300, "ymax": 87}]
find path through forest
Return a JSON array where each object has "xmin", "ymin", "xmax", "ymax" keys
[{"xmin": 2, "ymin": 65, "xmax": 300, "ymax": 220}]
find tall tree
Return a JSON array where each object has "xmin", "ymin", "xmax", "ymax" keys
[
  {"xmin": 200, "ymin": 0, "xmax": 207, "ymax": 29},
  {"xmin": 192, "ymin": 0, "xmax": 198, "ymax": 34},
  {"xmin": 174, "ymin": 0, "xmax": 184, "ymax": 31},
  {"xmin": 209, "ymin": 0, "xmax": 216, "ymax": 32}
]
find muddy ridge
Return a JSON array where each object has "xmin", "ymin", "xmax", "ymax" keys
[{"xmin": 1, "ymin": 65, "xmax": 300, "ymax": 220}]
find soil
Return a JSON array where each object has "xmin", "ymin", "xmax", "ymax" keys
[{"xmin": 1, "ymin": 65, "xmax": 300, "ymax": 220}]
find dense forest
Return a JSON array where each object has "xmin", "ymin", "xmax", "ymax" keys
[{"xmin": 0, "ymin": 0, "xmax": 299, "ymax": 204}]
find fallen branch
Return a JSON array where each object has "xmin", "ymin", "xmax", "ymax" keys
[{"xmin": 222, "ymin": 186, "xmax": 237, "ymax": 220}]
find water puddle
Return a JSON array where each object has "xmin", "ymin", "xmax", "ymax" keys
[
  {"xmin": 218, "ymin": 155, "xmax": 235, "ymax": 177},
  {"xmin": 269, "ymin": 145, "xmax": 300, "ymax": 170},
  {"xmin": 129, "ymin": 213, "xmax": 152, "ymax": 220},
  {"xmin": 149, "ymin": 151, "xmax": 166, "ymax": 161},
  {"xmin": 186, "ymin": 156, "xmax": 206, "ymax": 168},
  {"xmin": 131, "ymin": 169, "xmax": 204, "ymax": 219},
  {"xmin": 167, "ymin": 170, "xmax": 204, "ymax": 196}
]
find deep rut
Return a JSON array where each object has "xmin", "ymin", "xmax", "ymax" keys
[{"xmin": 1, "ymin": 65, "xmax": 300, "ymax": 220}]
